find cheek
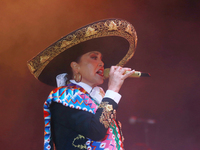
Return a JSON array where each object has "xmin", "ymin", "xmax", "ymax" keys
[
  {"xmin": 79, "ymin": 60, "xmax": 97, "ymax": 76},
  {"xmin": 88, "ymin": 64, "xmax": 96, "ymax": 71},
  {"xmin": 80, "ymin": 63, "xmax": 95, "ymax": 76},
  {"xmin": 84, "ymin": 62, "xmax": 96, "ymax": 71}
]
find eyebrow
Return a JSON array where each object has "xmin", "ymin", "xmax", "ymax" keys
[
  {"xmin": 88, "ymin": 51, "xmax": 101, "ymax": 55},
  {"xmin": 88, "ymin": 51, "xmax": 103, "ymax": 58}
]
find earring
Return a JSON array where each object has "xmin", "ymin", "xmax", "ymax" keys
[{"xmin": 74, "ymin": 73, "xmax": 82, "ymax": 82}]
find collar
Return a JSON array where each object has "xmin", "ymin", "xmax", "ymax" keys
[
  {"xmin": 70, "ymin": 80, "xmax": 104, "ymax": 104},
  {"xmin": 70, "ymin": 80, "xmax": 92, "ymax": 94}
]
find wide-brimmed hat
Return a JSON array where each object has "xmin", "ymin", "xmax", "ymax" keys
[{"xmin": 27, "ymin": 18, "xmax": 137, "ymax": 87}]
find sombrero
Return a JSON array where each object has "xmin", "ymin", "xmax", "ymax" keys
[{"xmin": 27, "ymin": 18, "xmax": 138, "ymax": 87}]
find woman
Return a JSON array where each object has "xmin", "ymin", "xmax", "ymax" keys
[{"xmin": 27, "ymin": 19, "xmax": 138, "ymax": 150}]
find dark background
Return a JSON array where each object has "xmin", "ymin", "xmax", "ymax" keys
[{"xmin": 0, "ymin": 0, "xmax": 200, "ymax": 149}]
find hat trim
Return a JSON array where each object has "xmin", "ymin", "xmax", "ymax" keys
[{"xmin": 27, "ymin": 19, "xmax": 137, "ymax": 80}]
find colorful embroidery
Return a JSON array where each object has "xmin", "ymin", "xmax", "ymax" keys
[
  {"xmin": 43, "ymin": 83, "xmax": 123, "ymax": 150},
  {"xmin": 99, "ymin": 102, "xmax": 116, "ymax": 128},
  {"xmin": 72, "ymin": 135, "xmax": 87, "ymax": 149}
]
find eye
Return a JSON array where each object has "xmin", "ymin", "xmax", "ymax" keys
[{"xmin": 90, "ymin": 54, "xmax": 98, "ymax": 60}]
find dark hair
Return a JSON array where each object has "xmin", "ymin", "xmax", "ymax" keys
[{"xmin": 66, "ymin": 54, "xmax": 82, "ymax": 83}]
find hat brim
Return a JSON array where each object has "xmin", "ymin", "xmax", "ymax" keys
[{"xmin": 27, "ymin": 19, "xmax": 137, "ymax": 87}]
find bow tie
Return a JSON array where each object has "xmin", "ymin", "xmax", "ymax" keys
[{"xmin": 90, "ymin": 87, "xmax": 105, "ymax": 104}]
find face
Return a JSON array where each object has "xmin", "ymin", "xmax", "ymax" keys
[{"xmin": 71, "ymin": 51, "xmax": 104, "ymax": 88}]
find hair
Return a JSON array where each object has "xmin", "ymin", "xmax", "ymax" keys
[{"xmin": 66, "ymin": 54, "xmax": 82, "ymax": 83}]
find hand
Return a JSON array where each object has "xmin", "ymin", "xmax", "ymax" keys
[{"xmin": 108, "ymin": 66, "xmax": 135, "ymax": 93}]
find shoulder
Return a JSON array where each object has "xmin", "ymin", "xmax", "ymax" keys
[
  {"xmin": 49, "ymin": 84, "xmax": 87, "ymax": 97},
  {"xmin": 48, "ymin": 85, "xmax": 92, "ymax": 111},
  {"xmin": 49, "ymin": 86, "xmax": 69, "ymax": 95}
]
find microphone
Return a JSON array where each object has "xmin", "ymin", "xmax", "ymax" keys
[
  {"xmin": 129, "ymin": 116, "xmax": 156, "ymax": 124},
  {"xmin": 104, "ymin": 68, "xmax": 151, "ymax": 78}
]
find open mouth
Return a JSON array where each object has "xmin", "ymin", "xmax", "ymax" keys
[{"xmin": 96, "ymin": 68, "xmax": 104, "ymax": 77}]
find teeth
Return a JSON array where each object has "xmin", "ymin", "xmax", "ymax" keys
[{"xmin": 97, "ymin": 70, "xmax": 103, "ymax": 74}]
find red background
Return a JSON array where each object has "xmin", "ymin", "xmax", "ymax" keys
[{"xmin": 0, "ymin": 0, "xmax": 200, "ymax": 149}]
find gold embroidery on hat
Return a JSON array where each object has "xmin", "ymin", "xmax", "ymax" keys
[
  {"xmin": 61, "ymin": 40, "xmax": 72, "ymax": 48},
  {"xmin": 85, "ymin": 27, "xmax": 97, "ymax": 37},
  {"xmin": 27, "ymin": 63, "xmax": 35, "ymax": 72},
  {"xmin": 106, "ymin": 21, "xmax": 118, "ymax": 31},
  {"xmin": 27, "ymin": 19, "xmax": 137, "ymax": 81},
  {"xmin": 40, "ymin": 55, "xmax": 50, "ymax": 63},
  {"xmin": 125, "ymin": 24, "xmax": 133, "ymax": 35}
]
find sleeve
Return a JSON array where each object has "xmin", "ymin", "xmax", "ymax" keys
[
  {"xmin": 50, "ymin": 98, "xmax": 118, "ymax": 141},
  {"xmin": 104, "ymin": 90, "xmax": 122, "ymax": 104}
]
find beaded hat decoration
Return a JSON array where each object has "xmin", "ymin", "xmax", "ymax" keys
[{"xmin": 27, "ymin": 19, "xmax": 137, "ymax": 87}]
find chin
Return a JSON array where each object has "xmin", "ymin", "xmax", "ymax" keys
[
  {"xmin": 94, "ymin": 79, "xmax": 104, "ymax": 87},
  {"xmin": 97, "ymin": 79, "xmax": 104, "ymax": 85}
]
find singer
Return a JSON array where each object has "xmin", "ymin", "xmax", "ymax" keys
[{"xmin": 27, "ymin": 19, "xmax": 138, "ymax": 150}]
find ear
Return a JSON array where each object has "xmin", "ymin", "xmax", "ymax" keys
[{"xmin": 70, "ymin": 62, "xmax": 80, "ymax": 73}]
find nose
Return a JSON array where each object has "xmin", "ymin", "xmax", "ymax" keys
[{"xmin": 99, "ymin": 60, "xmax": 104, "ymax": 67}]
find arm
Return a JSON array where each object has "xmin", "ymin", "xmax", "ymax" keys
[
  {"xmin": 50, "ymin": 66, "xmax": 133, "ymax": 142},
  {"xmin": 50, "ymin": 97, "xmax": 118, "ymax": 141}
]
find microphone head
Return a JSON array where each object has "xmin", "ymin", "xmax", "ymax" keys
[
  {"xmin": 140, "ymin": 73, "xmax": 151, "ymax": 77},
  {"xmin": 103, "ymin": 68, "xmax": 110, "ymax": 79}
]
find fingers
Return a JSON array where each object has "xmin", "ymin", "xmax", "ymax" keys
[
  {"xmin": 110, "ymin": 66, "xmax": 134, "ymax": 79},
  {"xmin": 108, "ymin": 66, "xmax": 134, "ymax": 93},
  {"xmin": 122, "ymin": 69, "xmax": 135, "ymax": 80}
]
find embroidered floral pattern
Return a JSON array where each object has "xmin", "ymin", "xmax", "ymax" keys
[
  {"xmin": 72, "ymin": 134, "xmax": 87, "ymax": 149},
  {"xmin": 99, "ymin": 102, "xmax": 116, "ymax": 128}
]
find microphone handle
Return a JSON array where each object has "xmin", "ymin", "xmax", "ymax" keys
[{"xmin": 104, "ymin": 68, "xmax": 151, "ymax": 79}]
